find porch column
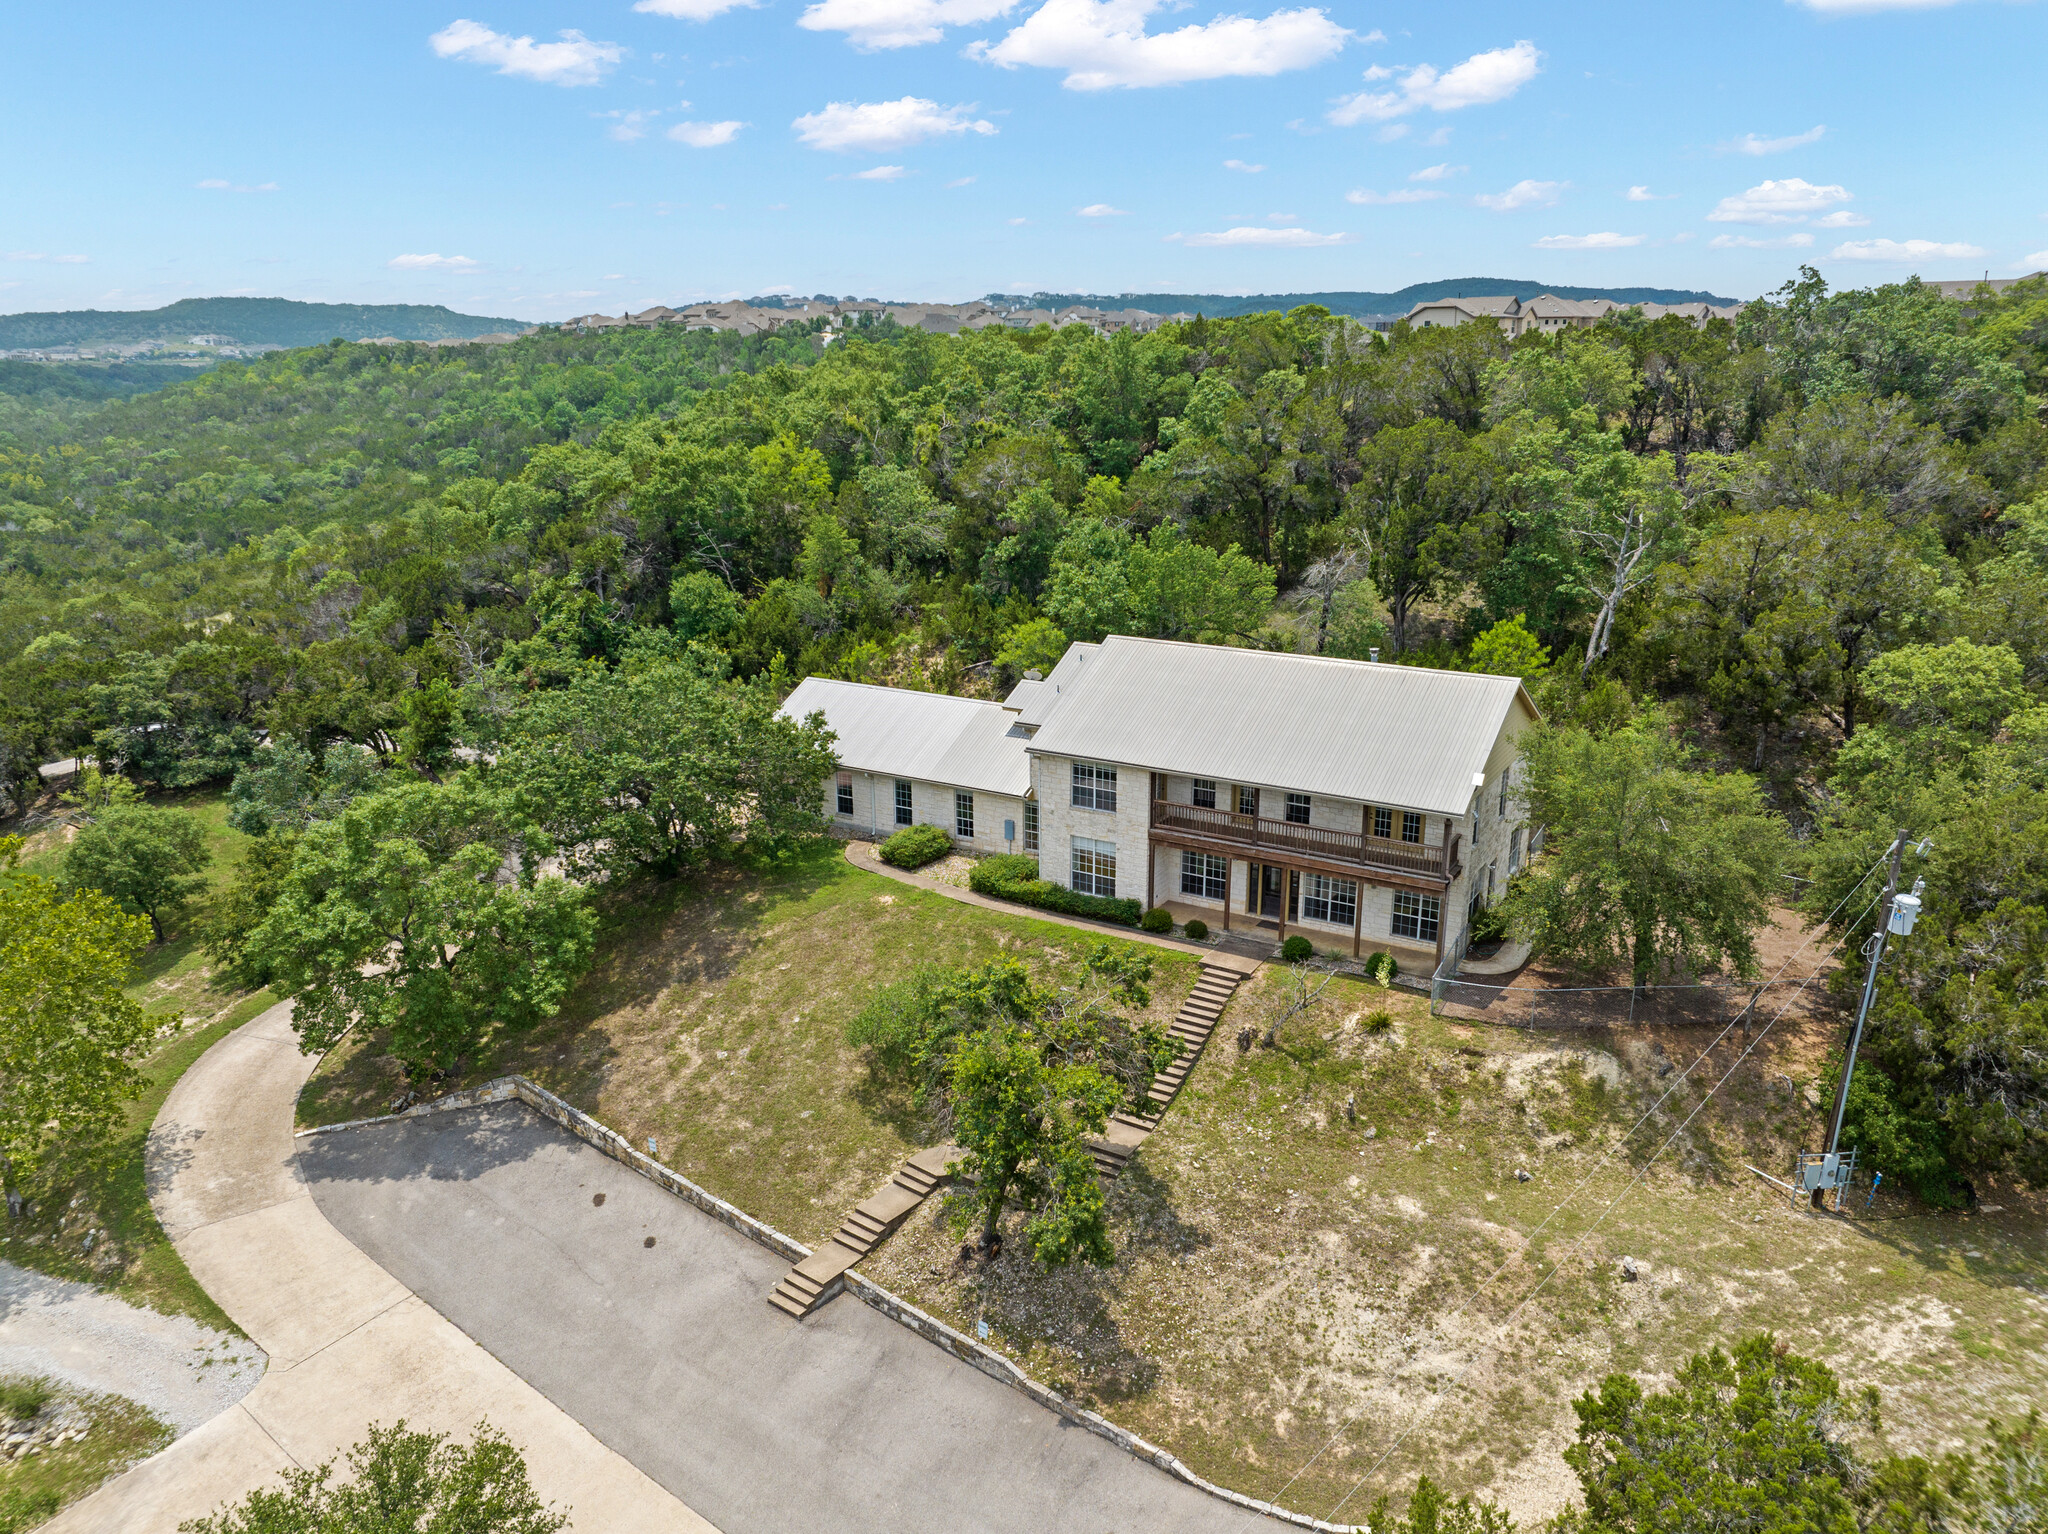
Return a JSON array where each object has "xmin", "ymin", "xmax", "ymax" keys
[
  {"xmin": 1435, "ymin": 886, "xmax": 1446, "ymax": 971},
  {"xmin": 1276, "ymin": 865, "xmax": 1288, "ymax": 944},
  {"xmin": 1223, "ymin": 859, "xmax": 1233, "ymax": 931},
  {"xmin": 1146, "ymin": 844, "xmax": 1155, "ymax": 911},
  {"xmin": 1352, "ymin": 878, "xmax": 1363, "ymax": 958}
]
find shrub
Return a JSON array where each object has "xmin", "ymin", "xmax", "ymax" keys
[
  {"xmin": 1363, "ymin": 1009, "xmax": 1394, "ymax": 1033},
  {"xmin": 1469, "ymin": 901, "xmax": 1511, "ymax": 944},
  {"xmin": 1281, "ymin": 935, "xmax": 1314, "ymax": 962},
  {"xmin": 968, "ymin": 854, "xmax": 1142, "ymax": 926},
  {"xmin": 1183, "ymin": 918, "xmax": 1209, "ymax": 941},
  {"xmin": 1362, "ymin": 951, "xmax": 1398, "ymax": 987},
  {"xmin": 0, "ymin": 1380, "xmax": 49, "ymax": 1421},
  {"xmin": 879, "ymin": 823, "xmax": 952, "ymax": 869},
  {"xmin": 1139, "ymin": 907, "xmax": 1172, "ymax": 934}
]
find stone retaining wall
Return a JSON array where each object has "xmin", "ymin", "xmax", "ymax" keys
[{"xmin": 296, "ymin": 1074, "xmax": 1357, "ymax": 1533}]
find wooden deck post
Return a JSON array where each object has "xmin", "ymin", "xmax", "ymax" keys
[
  {"xmin": 1352, "ymin": 878, "xmax": 1363, "ymax": 957},
  {"xmin": 1276, "ymin": 865, "xmax": 1288, "ymax": 944},
  {"xmin": 1223, "ymin": 860, "xmax": 1233, "ymax": 931}
]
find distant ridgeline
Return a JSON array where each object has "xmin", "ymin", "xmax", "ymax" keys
[
  {"xmin": 975, "ymin": 280, "xmax": 1745, "ymax": 320},
  {"xmin": 0, "ymin": 297, "xmax": 534, "ymax": 351}
]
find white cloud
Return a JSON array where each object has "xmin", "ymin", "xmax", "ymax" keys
[
  {"xmin": 1792, "ymin": 0, "xmax": 1961, "ymax": 10},
  {"xmin": 669, "ymin": 119, "xmax": 745, "ymax": 146},
  {"xmin": 1266, "ymin": 212, "xmax": 1299, "ymax": 223},
  {"xmin": 1182, "ymin": 225, "xmax": 1350, "ymax": 247},
  {"xmin": 970, "ymin": 0, "xmax": 1349, "ymax": 91},
  {"xmin": 428, "ymin": 20, "xmax": 623, "ymax": 86},
  {"xmin": 602, "ymin": 108, "xmax": 662, "ymax": 141},
  {"xmin": 636, "ymin": 0, "xmax": 758, "ymax": 19},
  {"xmin": 1707, "ymin": 177, "xmax": 1851, "ymax": 225},
  {"xmin": 854, "ymin": 164, "xmax": 910, "ymax": 179},
  {"xmin": 1533, "ymin": 231, "xmax": 1643, "ymax": 250},
  {"xmin": 388, "ymin": 253, "xmax": 480, "ymax": 271},
  {"xmin": 197, "ymin": 178, "xmax": 279, "ymax": 192},
  {"xmin": 1726, "ymin": 124, "xmax": 1825, "ymax": 155},
  {"xmin": 1831, "ymin": 237, "xmax": 1988, "ymax": 261},
  {"xmin": 1709, "ymin": 233, "xmax": 1816, "ymax": 249},
  {"xmin": 1345, "ymin": 187, "xmax": 1444, "ymax": 204},
  {"xmin": 1409, "ymin": 163, "xmax": 1465, "ymax": 181},
  {"xmin": 947, "ymin": 175, "xmax": 977, "ymax": 186},
  {"xmin": 4, "ymin": 252, "xmax": 86, "ymax": 263},
  {"xmin": 1224, "ymin": 158, "xmax": 1266, "ymax": 172},
  {"xmin": 1328, "ymin": 40, "xmax": 1540, "ymax": 126},
  {"xmin": 1813, "ymin": 210, "xmax": 1869, "ymax": 228},
  {"xmin": 792, "ymin": 96, "xmax": 997, "ymax": 151},
  {"xmin": 801, "ymin": 0, "xmax": 1015, "ymax": 49},
  {"xmin": 2019, "ymin": 250, "xmax": 2048, "ymax": 270},
  {"xmin": 1077, "ymin": 202, "xmax": 1129, "ymax": 216},
  {"xmin": 1626, "ymin": 185, "xmax": 1675, "ymax": 201},
  {"xmin": 1475, "ymin": 178, "xmax": 1564, "ymax": 212},
  {"xmin": 1008, "ymin": 216, "xmax": 1031, "ymax": 224},
  {"xmin": 1373, "ymin": 123, "xmax": 1409, "ymax": 143}
]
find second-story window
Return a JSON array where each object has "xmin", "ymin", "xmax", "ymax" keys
[
  {"xmin": 1373, "ymin": 806, "xmax": 1392, "ymax": 839},
  {"xmin": 1192, "ymin": 778, "xmax": 1217, "ymax": 809},
  {"xmin": 1285, "ymin": 792, "xmax": 1311, "ymax": 825},
  {"xmin": 1071, "ymin": 761, "xmax": 1118, "ymax": 812},
  {"xmin": 1238, "ymin": 785, "xmax": 1259, "ymax": 817},
  {"xmin": 1401, "ymin": 810, "xmax": 1423, "ymax": 845},
  {"xmin": 1499, "ymin": 771, "xmax": 1510, "ymax": 816}
]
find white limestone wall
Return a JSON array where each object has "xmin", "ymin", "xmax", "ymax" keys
[
  {"xmin": 824, "ymin": 771, "xmax": 1025, "ymax": 856},
  {"xmin": 1031, "ymin": 754, "xmax": 1151, "ymax": 903}
]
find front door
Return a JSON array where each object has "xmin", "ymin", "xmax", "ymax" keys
[{"xmin": 1260, "ymin": 864, "xmax": 1284, "ymax": 918}]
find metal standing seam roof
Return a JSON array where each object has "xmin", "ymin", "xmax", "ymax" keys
[
  {"xmin": 779, "ymin": 677, "xmax": 1032, "ymax": 798},
  {"xmin": 1020, "ymin": 636, "xmax": 1537, "ymax": 818},
  {"xmin": 1011, "ymin": 642, "xmax": 1100, "ymax": 727}
]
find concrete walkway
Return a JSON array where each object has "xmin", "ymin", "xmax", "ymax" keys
[{"xmin": 47, "ymin": 1000, "xmax": 715, "ymax": 1533}]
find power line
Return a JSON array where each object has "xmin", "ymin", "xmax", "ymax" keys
[
  {"xmin": 1259, "ymin": 848, "xmax": 1895, "ymax": 1520},
  {"xmin": 1322, "ymin": 878, "xmax": 1889, "ymax": 1522}
]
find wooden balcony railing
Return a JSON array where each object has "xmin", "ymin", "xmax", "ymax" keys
[{"xmin": 1150, "ymin": 800, "xmax": 1457, "ymax": 882}]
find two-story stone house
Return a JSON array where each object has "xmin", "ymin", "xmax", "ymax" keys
[{"xmin": 782, "ymin": 637, "xmax": 1539, "ymax": 971}]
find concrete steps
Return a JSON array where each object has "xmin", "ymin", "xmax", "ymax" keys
[
  {"xmin": 1086, "ymin": 962, "xmax": 1247, "ymax": 1182},
  {"xmin": 769, "ymin": 1143, "xmax": 958, "ymax": 1319}
]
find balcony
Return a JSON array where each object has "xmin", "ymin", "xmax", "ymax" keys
[{"xmin": 1149, "ymin": 800, "xmax": 1457, "ymax": 883}]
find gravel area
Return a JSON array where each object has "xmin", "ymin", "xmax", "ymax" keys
[{"xmin": 0, "ymin": 1262, "xmax": 264, "ymax": 1436}]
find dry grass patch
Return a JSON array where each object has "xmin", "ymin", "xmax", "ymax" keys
[
  {"xmin": 298, "ymin": 843, "xmax": 1200, "ymax": 1245},
  {"xmin": 865, "ymin": 961, "xmax": 2048, "ymax": 1528}
]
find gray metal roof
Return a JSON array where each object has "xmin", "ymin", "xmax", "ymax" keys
[
  {"xmin": 780, "ymin": 677, "xmax": 1032, "ymax": 797},
  {"xmin": 1013, "ymin": 642, "xmax": 1100, "ymax": 728},
  {"xmin": 1021, "ymin": 637, "xmax": 1537, "ymax": 816}
]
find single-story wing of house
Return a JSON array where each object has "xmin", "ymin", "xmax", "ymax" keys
[{"xmin": 779, "ymin": 636, "xmax": 1539, "ymax": 970}]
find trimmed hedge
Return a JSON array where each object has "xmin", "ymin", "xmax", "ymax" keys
[
  {"xmin": 1139, "ymin": 907, "xmax": 1172, "ymax": 934},
  {"xmin": 968, "ymin": 854, "xmax": 1142, "ymax": 926},
  {"xmin": 878, "ymin": 823, "xmax": 952, "ymax": 869}
]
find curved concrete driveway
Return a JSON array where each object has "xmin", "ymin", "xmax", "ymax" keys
[{"xmin": 47, "ymin": 1001, "xmax": 712, "ymax": 1533}]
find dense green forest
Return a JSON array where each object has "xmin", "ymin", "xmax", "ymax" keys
[{"xmin": 3, "ymin": 267, "xmax": 2044, "ymax": 1207}]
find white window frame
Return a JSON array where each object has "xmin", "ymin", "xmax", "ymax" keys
[
  {"xmin": 1401, "ymin": 810, "xmax": 1423, "ymax": 845},
  {"xmin": 1071, "ymin": 836, "xmax": 1118, "ymax": 898},
  {"xmin": 955, "ymin": 790, "xmax": 975, "ymax": 839},
  {"xmin": 1284, "ymin": 792, "xmax": 1311, "ymax": 826},
  {"xmin": 835, "ymin": 772, "xmax": 854, "ymax": 817},
  {"xmin": 1179, "ymin": 849, "xmax": 1228, "ymax": 901},
  {"xmin": 1071, "ymin": 761, "xmax": 1118, "ymax": 812},
  {"xmin": 1301, "ymin": 872, "xmax": 1357, "ymax": 927},
  {"xmin": 894, "ymin": 779, "xmax": 913, "ymax": 826},
  {"xmin": 1392, "ymin": 890, "xmax": 1441, "ymax": 943},
  {"xmin": 1191, "ymin": 778, "xmax": 1217, "ymax": 810},
  {"xmin": 1023, "ymin": 800, "xmax": 1039, "ymax": 852},
  {"xmin": 1508, "ymin": 826, "xmax": 1523, "ymax": 875}
]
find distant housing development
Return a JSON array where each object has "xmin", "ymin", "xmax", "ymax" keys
[
  {"xmin": 782, "ymin": 637, "xmax": 1540, "ymax": 972},
  {"xmin": 1401, "ymin": 293, "xmax": 1744, "ymax": 334},
  {"xmin": 559, "ymin": 298, "xmax": 1195, "ymax": 340}
]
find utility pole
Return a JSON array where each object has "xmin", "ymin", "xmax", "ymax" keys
[{"xmin": 1809, "ymin": 828, "xmax": 1913, "ymax": 1209}]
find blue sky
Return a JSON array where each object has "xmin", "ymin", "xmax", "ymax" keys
[{"xmin": 2, "ymin": 0, "xmax": 2043, "ymax": 320}]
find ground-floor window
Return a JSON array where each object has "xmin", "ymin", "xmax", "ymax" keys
[
  {"xmin": 836, "ymin": 773, "xmax": 854, "ymax": 816},
  {"xmin": 895, "ymin": 779, "xmax": 913, "ymax": 826},
  {"xmin": 1023, "ymin": 800, "xmax": 1039, "ymax": 851},
  {"xmin": 1072, "ymin": 837, "xmax": 1117, "ymax": 898},
  {"xmin": 1179, "ymin": 849, "xmax": 1228, "ymax": 901},
  {"xmin": 1301, "ymin": 872, "xmax": 1357, "ymax": 926},
  {"xmin": 1392, "ymin": 890, "xmax": 1441, "ymax": 943},
  {"xmin": 1508, "ymin": 827, "xmax": 1522, "ymax": 874},
  {"xmin": 955, "ymin": 790, "xmax": 975, "ymax": 839}
]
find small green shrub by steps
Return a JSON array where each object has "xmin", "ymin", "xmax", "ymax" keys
[
  {"xmin": 1183, "ymin": 919, "xmax": 1209, "ymax": 940},
  {"xmin": 878, "ymin": 824, "xmax": 952, "ymax": 869},
  {"xmin": 1363, "ymin": 1008, "xmax": 1394, "ymax": 1033},
  {"xmin": 967, "ymin": 854, "xmax": 1141, "ymax": 926},
  {"xmin": 1281, "ymin": 935, "xmax": 1314, "ymax": 962},
  {"xmin": 1140, "ymin": 907, "xmax": 1172, "ymax": 934},
  {"xmin": 1362, "ymin": 951, "xmax": 1398, "ymax": 986}
]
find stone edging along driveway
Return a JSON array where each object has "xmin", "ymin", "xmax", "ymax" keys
[{"xmin": 304, "ymin": 1076, "xmax": 1364, "ymax": 1534}]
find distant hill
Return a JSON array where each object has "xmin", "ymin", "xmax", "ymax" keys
[
  {"xmin": 979, "ymin": 279, "xmax": 1746, "ymax": 318},
  {"xmin": 0, "ymin": 297, "xmax": 533, "ymax": 351}
]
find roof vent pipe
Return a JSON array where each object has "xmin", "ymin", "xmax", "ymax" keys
[{"xmin": 1369, "ymin": 647, "xmax": 1380, "ymax": 663}]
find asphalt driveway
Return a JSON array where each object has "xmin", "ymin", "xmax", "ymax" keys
[{"xmin": 299, "ymin": 1101, "xmax": 1275, "ymax": 1534}]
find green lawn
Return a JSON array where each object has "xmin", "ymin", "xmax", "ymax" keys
[{"xmin": 6, "ymin": 788, "xmax": 269, "ymax": 1331}]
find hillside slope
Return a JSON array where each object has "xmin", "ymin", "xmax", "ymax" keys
[
  {"xmin": 0, "ymin": 297, "xmax": 533, "ymax": 350},
  {"xmin": 977, "ymin": 279, "xmax": 1745, "ymax": 318}
]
